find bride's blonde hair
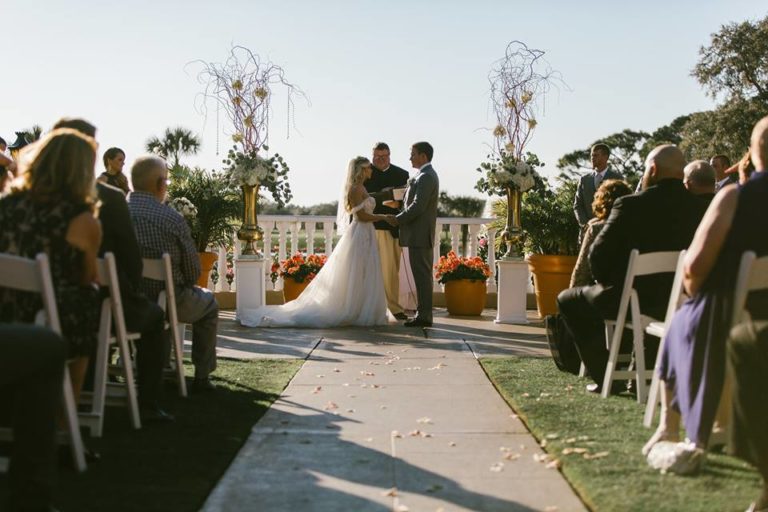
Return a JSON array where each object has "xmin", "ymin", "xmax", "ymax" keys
[{"xmin": 344, "ymin": 156, "xmax": 370, "ymax": 212}]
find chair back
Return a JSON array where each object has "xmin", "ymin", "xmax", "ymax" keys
[
  {"xmin": 0, "ymin": 252, "xmax": 61, "ymax": 333},
  {"xmin": 732, "ymin": 251, "xmax": 768, "ymax": 323},
  {"xmin": 142, "ymin": 253, "xmax": 187, "ymax": 397},
  {"xmin": 0, "ymin": 251, "xmax": 87, "ymax": 471}
]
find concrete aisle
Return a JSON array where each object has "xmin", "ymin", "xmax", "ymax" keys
[{"xmin": 203, "ymin": 322, "xmax": 586, "ymax": 512}]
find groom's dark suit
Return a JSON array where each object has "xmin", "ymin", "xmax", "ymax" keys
[{"xmin": 396, "ymin": 164, "xmax": 439, "ymax": 323}]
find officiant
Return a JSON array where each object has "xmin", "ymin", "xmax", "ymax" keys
[{"xmin": 364, "ymin": 142, "xmax": 410, "ymax": 321}]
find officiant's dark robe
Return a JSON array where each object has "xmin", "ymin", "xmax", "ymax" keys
[{"xmin": 364, "ymin": 164, "xmax": 409, "ymax": 237}]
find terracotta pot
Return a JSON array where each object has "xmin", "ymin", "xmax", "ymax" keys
[
  {"xmin": 526, "ymin": 254, "xmax": 577, "ymax": 318},
  {"xmin": 283, "ymin": 278, "xmax": 310, "ymax": 303},
  {"xmin": 444, "ymin": 279, "xmax": 487, "ymax": 316},
  {"xmin": 197, "ymin": 251, "xmax": 218, "ymax": 288}
]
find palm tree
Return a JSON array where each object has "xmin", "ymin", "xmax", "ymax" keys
[{"xmin": 145, "ymin": 127, "xmax": 202, "ymax": 168}]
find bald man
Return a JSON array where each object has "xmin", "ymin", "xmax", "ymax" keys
[
  {"xmin": 556, "ymin": 145, "xmax": 708, "ymax": 393},
  {"xmin": 127, "ymin": 156, "xmax": 219, "ymax": 393},
  {"xmin": 683, "ymin": 160, "xmax": 716, "ymax": 208}
]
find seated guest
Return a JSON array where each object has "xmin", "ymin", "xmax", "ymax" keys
[
  {"xmin": 683, "ymin": 160, "xmax": 716, "ymax": 204},
  {"xmin": 570, "ymin": 179, "xmax": 632, "ymax": 288},
  {"xmin": 0, "ymin": 324, "xmax": 66, "ymax": 512},
  {"xmin": 557, "ymin": 145, "xmax": 708, "ymax": 393},
  {"xmin": 52, "ymin": 118, "xmax": 173, "ymax": 422},
  {"xmin": 724, "ymin": 150, "xmax": 757, "ymax": 187},
  {"xmin": 127, "ymin": 155, "xmax": 219, "ymax": 392},
  {"xmin": 97, "ymin": 147, "xmax": 130, "ymax": 194},
  {"xmin": 711, "ymin": 153, "xmax": 736, "ymax": 191},
  {"xmin": 729, "ymin": 321, "xmax": 768, "ymax": 512},
  {"xmin": 644, "ymin": 116, "xmax": 768, "ymax": 482},
  {"xmin": 0, "ymin": 129, "xmax": 101, "ymax": 406},
  {"xmin": 0, "ymin": 136, "xmax": 17, "ymax": 194}
]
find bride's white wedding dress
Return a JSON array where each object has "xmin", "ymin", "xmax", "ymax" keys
[{"xmin": 239, "ymin": 196, "xmax": 388, "ymax": 328}]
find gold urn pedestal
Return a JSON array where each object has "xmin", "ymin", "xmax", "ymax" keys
[
  {"xmin": 500, "ymin": 186, "xmax": 523, "ymax": 261},
  {"xmin": 237, "ymin": 184, "xmax": 263, "ymax": 258}
]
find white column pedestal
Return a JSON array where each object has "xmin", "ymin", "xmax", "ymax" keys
[
  {"xmin": 235, "ymin": 257, "xmax": 266, "ymax": 323},
  {"xmin": 495, "ymin": 259, "xmax": 529, "ymax": 324}
]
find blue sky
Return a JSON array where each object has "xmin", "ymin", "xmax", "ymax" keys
[{"xmin": 3, "ymin": 1, "xmax": 766, "ymax": 206}]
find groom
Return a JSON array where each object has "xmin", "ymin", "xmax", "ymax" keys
[{"xmin": 387, "ymin": 142, "xmax": 439, "ymax": 327}]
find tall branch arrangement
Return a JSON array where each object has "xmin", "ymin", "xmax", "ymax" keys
[
  {"xmin": 193, "ymin": 46, "xmax": 306, "ymax": 207},
  {"xmin": 489, "ymin": 40, "xmax": 561, "ymax": 160}
]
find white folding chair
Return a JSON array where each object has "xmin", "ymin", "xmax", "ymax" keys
[
  {"xmin": 732, "ymin": 251, "xmax": 768, "ymax": 323},
  {"xmin": 142, "ymin": 254, "xmax": 187, "ymax": 397},
  {"xmin": 642, "ymin": 251, "xmax": 687, "ymax": 426},
  {"xmin": 602, "ymin": 249, "xmax": 683, "ymax": 403},
  {"xmin": 0, "ymin": 252, "xmax": 87, "ymax": 472},
  {"xmin": 78, "ymin": 253, "xmax": 142, "ymax": 436}
]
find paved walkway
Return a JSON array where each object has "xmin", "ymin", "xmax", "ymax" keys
[{"xmin": 201, "ymin": 310, "xmax": 586, "ymax": 512}]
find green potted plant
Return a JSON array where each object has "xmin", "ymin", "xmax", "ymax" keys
[
  {"xmin": 167, "ymin": 166, "xmax": 242, "ymax": 287},
  {"xmin": 490, "ymin": 174, "xmax": 580, "ymax": 316}
]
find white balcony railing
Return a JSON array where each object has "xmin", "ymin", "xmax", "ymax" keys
[{"xmin": 209, "ymin": 215, "xmax": 499, "ymax": 294}]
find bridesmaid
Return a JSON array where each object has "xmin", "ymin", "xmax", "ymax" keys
[{"xmin": 98, "ymin": 146, "xmax": 130, "ymax": 194}]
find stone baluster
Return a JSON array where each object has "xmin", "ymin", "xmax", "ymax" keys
[
  {"xmin": 486, "ymin": 228, "xmax": 498, "ymax": 293},
  {"xmin": 216, "ymin": 247, "xmax": 227, "ymax": 292},
  {"xmin": 324, "ymin": 223, "xmax": 335, "ymax": 254},
  {"xmin": 291, "ymin": 221, "xmax": 300, "ymax": 255},
  {"xmin": 468, "ymin": 224, "xmax": 482, "ymax": 257},
  {"xmin": 449, "ymin": 223, "xmax": 461, "ymax": 255},
  {"xmin": 306, "ymin": 221, "xmax": 316, "ymax": 254}
]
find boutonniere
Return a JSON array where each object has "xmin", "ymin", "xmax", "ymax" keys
[{"xmin": 407, "ymin": 177, "xmax": 417, "ymax": 187}]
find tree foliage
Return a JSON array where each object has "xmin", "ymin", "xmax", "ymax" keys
[
  {"xmin": 692, "ymin": 15, "xmax": 768, "ymax": 102},
  {"xmin": 146, "ymin": 127, "xmax": 202, "ymax": 168},
  {"xmin": 682, "ymin": 15, "xmax": 768, "ymax": 162}
]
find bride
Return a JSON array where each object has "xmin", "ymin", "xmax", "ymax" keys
[{"xmin": 239, "ymin": 156, "xmax": 391, "ymax": 328}]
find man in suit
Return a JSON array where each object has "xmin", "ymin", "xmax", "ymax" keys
[
  {"xmin": 557, "ymin": 145, "xmax": 707, "ymax": 392},
  {"xmin": 364, "ymin": 142, "xmax": 410, "ymax": 321},
  {"xmin": 573, "ymin": 143, "xmax": 623, "ymax": 236},
  {"xmin": 710, "ymin": 154, "xmax": 737, "ymax": 191},
  {"xmin": 52, "ymin": 118, "xmax": 174, "ymax": 421},
  {"xmin": 387, "ymin": 142, "xmax": 439, "ymax": 327}
]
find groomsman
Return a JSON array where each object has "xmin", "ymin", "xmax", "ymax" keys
[
  {"xmin": 573, "ymin": 143, "xmax": 623, "ymax": 231},
  {"xmin": 388, "ymin": 142, "xmax": 439, "ymax": 327},
  {"xmin": 364, "ymin": 142, "xmax": 410, "ymax": 320}
]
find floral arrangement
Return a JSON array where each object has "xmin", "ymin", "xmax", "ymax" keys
[
  {"xmin": 270, "ymin": 252, "xmax": 328, "ymax": 284},
  {"xmin": 168, "ymin": 196, "xmax": 198, "ymax": 219},
  {"xmin": 224, "ymin": 143, "xmax": 292, "ymax": 206},
  {"xmin": 195, "ymin": 46, "xmax": 305, "ymax": 209},
  {"xmin": 434, "ymin": 251, "xmax": 492, "ymax": 284},
  {"xmin": 475, "ymin": 148, "xmax": 542, "ymax": 195}
]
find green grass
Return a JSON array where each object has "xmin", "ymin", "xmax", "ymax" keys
[
  {"xmin": 2, "ymin": 358, "xmax": 302, "ymax": 512},
  {"xmin": 480, "ymin": 357, "xmax": 760, "ymax": 512}
]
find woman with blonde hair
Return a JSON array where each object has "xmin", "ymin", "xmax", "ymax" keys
[
  {"xmin": 0, "ymin": 128, "xmax": 102, "ymax": 404},
  {"xmin": 240, "ymin": 156, "xmax": 390, "ymax": 327}
]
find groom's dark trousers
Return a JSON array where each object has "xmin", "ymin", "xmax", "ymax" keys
[{"xmin": 409, "ymin": 247, "xmax": 434, "ymax": 323}]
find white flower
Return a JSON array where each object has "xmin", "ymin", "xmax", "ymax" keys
[
  {"xmin": 167, "ymin": 197, "xmax": 198, "ymax": 219},
  {"xmin": 230, "ymin": 153, "xmax": 274, "ymax": 186}
]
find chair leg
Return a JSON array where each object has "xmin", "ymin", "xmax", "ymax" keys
[
  {"xmin": 578, "ymin": 362, "xmax": 586, "ymax": 378},
  {"xmin": 88, "ymin": 301, "xmax": 111, "ymax": 437},
  {"xmin": 62, "ymin": 366, "xmax": 86, "ymax": 472},
  {"xmin": 644, "ymin": 335, "xmax": 666, "ymax": 427},
  {"xmin": 601, "ymin": 322, "xmax": 620, "ymax": 398},
  {"xmin": 632, "ymin": 325, "xmax": 648, "ymax": 403},
  {"xmin": 172, "ymin": 323, "xmax": 187, "ymax": 397},
  {"xmin": 115, "ymin": 333, "xmax": 141, "ymax": 430}
]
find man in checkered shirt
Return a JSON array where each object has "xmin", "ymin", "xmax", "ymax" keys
[{"xmin": 127, "ymin": 155, "xmax": 219, "ymax": 392}]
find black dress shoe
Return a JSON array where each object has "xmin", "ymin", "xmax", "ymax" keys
[
  {"xmin": 140, "ymin": 406, "xmax": 176, "ymax": 423},
  {"xmin": 393, "ymin": 312, "xmax": 409, "ymax": 321},
  {"xmin": 191, "ymin": 377, "xmax": 217, "ymax": 393},
  {"xmin": 404, "ymin": 318, "xmax": 432, "ymax": 327}
]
